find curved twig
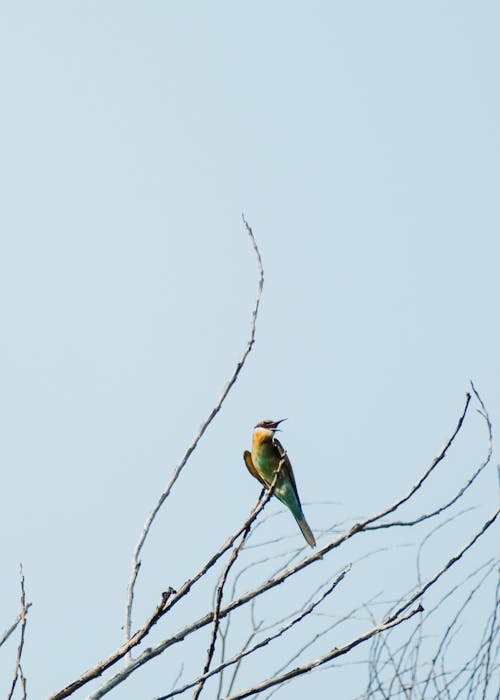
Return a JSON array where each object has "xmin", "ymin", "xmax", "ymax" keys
[
  {"xmin": 7, "ymin": 565, "xmax": 28, "ymax": 700},
  {"xmin": 366, "ymin": 383, "xmax": 492, "ymax": 531},
  {"xmin": 123, "ymin": 217, "xmax": 264, "ymax": 648}
]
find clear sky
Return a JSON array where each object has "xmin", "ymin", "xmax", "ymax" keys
[{"xmin": 1, "ymin": 2, "xmax": 499, "ymax": 699}]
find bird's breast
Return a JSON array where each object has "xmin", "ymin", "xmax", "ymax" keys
[{"xmin": 251, "ymin": 435, "xmax": 280, "ymax": 482}]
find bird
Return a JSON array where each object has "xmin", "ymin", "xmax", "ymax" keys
[{"xmin": 243, "ymin": 419, "xmax": 316, "ymax": 547}]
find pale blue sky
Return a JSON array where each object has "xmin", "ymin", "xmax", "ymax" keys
[{"xmin": 1, "ymin": 3, "xmax": 499, "ymax": 698}]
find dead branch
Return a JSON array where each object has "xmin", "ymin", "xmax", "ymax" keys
[
  {"xmin": 389, "ymin": 507, "xmax": 500, "ymax": 622},
  {"xmin": 365, "ymin": 383, "xmax": 492, "ymax": 532},
  {"xmin": 123, "ymin": 216, "xmax": 264, "ymax": 650},
  {"xmin": 224, "ymin": 606, "xmax": 423, "ymax": 700},
  {"xmin": 7, "ymin": 565, "xmax": 28, "ymax": 700},
  {"xmin": 229, "ymin": 503, "xmax": 498, "ymax": 700},
  {"xmin": 157, "ymin": 566, "xmax": 350, "ymax": 699},
  {"xmin": 50, "ymin": 483, "xmax": 276, "ymax": 700},
  {"xmin": 192, "ymin": 504, "xmax": 260, "ymax": 699},
  {"xmin": 105, "ymin": 504, "xmax": 498, "ymax": 700},
  {"xmin": 0, "ymin": 605, "xmax": 32, "ymax": 651}
]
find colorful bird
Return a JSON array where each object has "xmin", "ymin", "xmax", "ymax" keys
[{"xmin": 243, "ymin": 419, "xmax": 316, "ymax": 547}]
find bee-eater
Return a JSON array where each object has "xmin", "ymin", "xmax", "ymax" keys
[{"xmin": 243, "ymin": 419, "xmax": 316, "ymax": 548}]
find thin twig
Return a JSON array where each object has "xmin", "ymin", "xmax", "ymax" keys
[
  {"xmin": 170, "ymin": 664, "xmax": 185, "ymax": 694},
  {"xmin": 19, "ymin": 665, "xmax": 28, "ymax": 700},
  {"xmin": 192, "ymin": 472, "xmax": 277, "ymax": 700},
  {"xmin": 406, "ymin": 508, "xmax": 476, "ymax": 692},
  {"xmin": 481, "ymin": 566, "xmax": 500, "ymax": 700},
  {"xmin": 0, "ymin": 604, "xmax": 33, "ymax": 649},
  {"xmin": 388, "ymin": 507, "xmax": 500, "ymax": 622},
  {"xmin": 7, "ymin": 565, "xmax": 28, "ymax": 700},
  {"xmin": 367, "ymin": 559, "xmax": 497, "ymax": 698},
  {"xmin": 360, "ymin": 540, "xmax": 499, "ymax": 697},
  {"xmin": 224, "ymin": 606, "xmax": 423, "ymax": 700},
  {"xmin": 224, "ymin": 611, "xmax": 262, "ymax": 698},
  {"xmin": 267, "ymin": 594, "xmax": 383, "ymax": 692},
  {"xmin": 364, "ymin": 507, "xmax": 499, "ymax": 695},
  {"xmin": 192, "ymin": 529, "xmax": 253, "ymax": 700},
  {"xmin": 157, "ymin": 566, "xmax": 350, "ymax": 699},
  {"xmin": 421, "ymin": 564, "xmax": 496, "ymax": 698},
  {"xmin": 364, "ymin": 384, "xmax": 490, "ymax": 532},
  {"xmin": 364, "ymin": 605, "xmax": 411, "ymax": 699},
  {"xmin": 123, "ymin": 217, "xmax": 264, "ymax": 652}
]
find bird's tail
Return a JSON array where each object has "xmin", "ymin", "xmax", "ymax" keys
[{"xmin": 295, "ymin": 513, "xmax": 316, "ymax": 548}]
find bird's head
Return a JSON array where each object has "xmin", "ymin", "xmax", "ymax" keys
[{"xmin": 254, "ymin": 418, "xmax": 286, "ymax": 437}]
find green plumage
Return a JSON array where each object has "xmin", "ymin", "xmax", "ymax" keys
[{"xmin": 244, "ymin": 420, "xmax": 316, "ymax": 548}]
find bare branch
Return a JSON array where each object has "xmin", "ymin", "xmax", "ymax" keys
[
  {"xmin": 123, "ymin": 217, "xmax": 264, "ymax": 649},
  {"xmin": 220, "ymin": 506, "xmax": 498, "ymax": 700},
  {"xmin": 0, "ymin": 604, "xmax": 32, "ymax": 650},
  {"xmin": 224, "ymin": 613, "xmax": 262, "ymax": 698},
  {"xmin": 366, "ymin": 390, "xmax": 471, "ymax": 519},
  {"xmin": 51, "ymin": 484, "xmax": 276, "ymax": 700},
  {"xmin": 157, "ymin": 566, "xmax": 350, "ymax": 699},
  {"xmin": 389, "ymin": 507, "xmax": 500, "ymax": 622},
  {"xmin": 481, "ymin": 566, "xmax": 500, "ymax": 700},
  {"xmin": 420, "ymin": 563, "xmax": 497, "ymax": 697},
  {"xmin": 365, "ymin": 399, "xmax": 492, "ymax": 531},
  {"xmin": 364, "ymin": 605, "xmax": 411, "ymax": 699},
  {"xmin": 362, "ymin": 522, "xmax": 499, "ymax": 698},
  {"xmin": 266, "ymin": 594, "xmax": 383, "ymax": 694},
  {"xmin": 224, "ymin": 606, "xmax": 423, "ymax": 700},
  {"xmin": 192, "ymin": 508, "xmax": 255, "ymax": 699},
  {"xmin": 7, "ymin": 565, "xmax": 28, "ymax": 700},
  {"xmin": 364, "ymin": 559, "xmax": 498, "ymax": 699}
]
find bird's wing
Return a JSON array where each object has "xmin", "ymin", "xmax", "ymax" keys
[
  {"xmin": 273, "ymin": 437, "xmax": 302, "ymax": 504},
  {"xmin": 243, "ymin": 450, "xmax": 270, "ymax": 488}
]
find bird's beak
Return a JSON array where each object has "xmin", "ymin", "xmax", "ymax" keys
[{"xmin": 273, "ymin": 418, "xmax": 287, "ymax": 431}]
